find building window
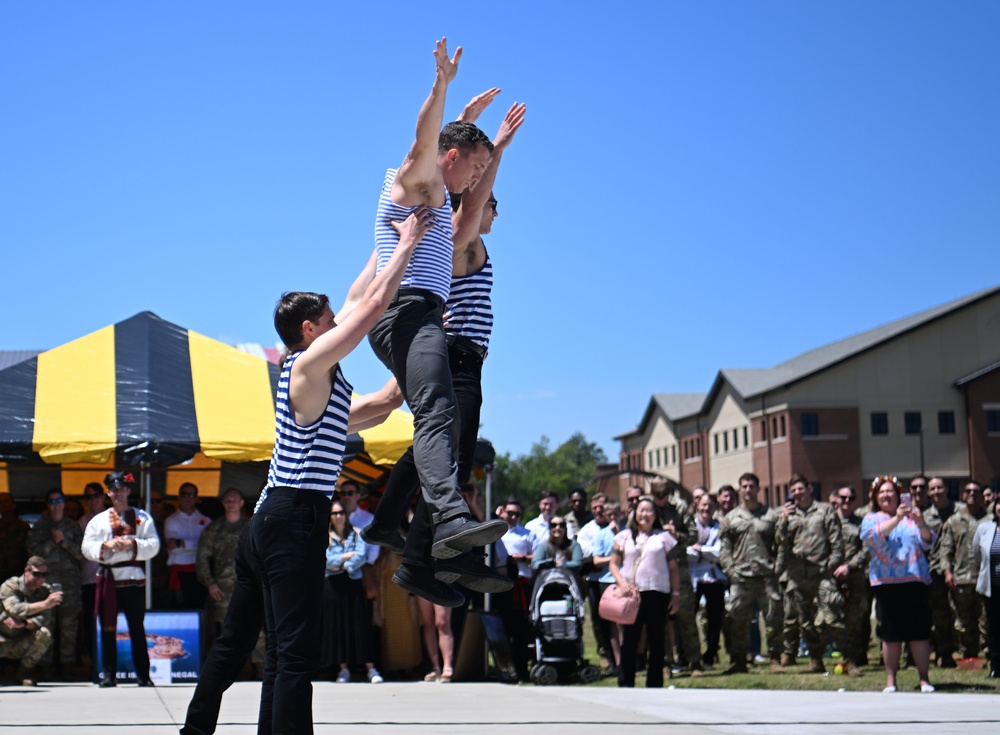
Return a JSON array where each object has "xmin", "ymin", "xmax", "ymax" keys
[
  {"xmin": 904, "ymin": 411, "xmax": 922, "ymax": 435},
  {"xmin": 713, "ymin": 434, "xmax": 719, "ymax": 455},
  {"xmin": 733, "ymin": 428, "xmax": 739, "ymax": 448},
  {"xmin": 871, "ymin": 412, "xmax": 889, "ymax": 435},
  {"xmin": 779, "ymin": 415, "xmax": 786, "ymax": 437},
  {"xmin": 761, "ymin": 420, "xmax": 768, "ymax": 440},
  {"xmin": 988, "ymin": 410, "xmax": 1000, "ymax": 433},
  {"xmin": 743, "ymin": 426, "xmax": 749, "ymax": 446},
  {"xmin": 696, "ymin": 437, "xmax": 701, "ymax": 456},
  {"xmin": 938, "ymin": 411, "xmax": 955, "ymax": 435},
  {"xmin": 671, "ymin": 445, "xmax": 676, "ymax": 464},
  {"xmin": 801, "ymin": 413, "xmax": 819, "ymax": 436},
  {"xmin": 723, "ymin": 432, "xmax": 729, "ymax": 452},
  {"xmin": 772, "ymin": 417, "xmax": 778, "ymax": 439}
]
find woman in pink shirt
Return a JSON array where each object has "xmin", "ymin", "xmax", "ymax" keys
[{"xmin": 609, "ymin": 496, "xmax": 679, "ymax": 687}]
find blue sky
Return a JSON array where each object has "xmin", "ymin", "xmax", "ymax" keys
[{"xmin": 3, "ymin": 2, "xmax": 998, "ymax": 462}]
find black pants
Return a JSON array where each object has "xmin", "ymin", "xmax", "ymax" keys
[
  {"xmin": 586, "ymin": 578, "xmax": 612, "ymax": 658},
  {"xmin": 250, "ymin": 488, "xmax": 330, "ymax": 735},
  {"xmin": 619, "ymin": 590, "xmax": 669, "ymax": 688},
  {"xmin": 375, "ymin": 345, "xmax": 484, "ymax": 568},
  {"xmin": 99, "ymin": 584, "xmax": 149, "ymax": 681},
  {"xmin": 368, "ymin": 293, "xmax": 468, "ymax": 527},
  {"xmin": 173, "ymin": 569, "xmax": 208, "ymax": 610},
  {"xmin": 985, "ymin": 592, "xmax": 1000, "ymax": 672},
  {"xmin": 182, "ymin": 526, "xmax": 265, "ymax": 735},
  {"xmin": 694, "ymin": 581, "xmax": 726, "ymax": 665}
]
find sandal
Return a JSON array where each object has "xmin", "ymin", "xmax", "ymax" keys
[
  {"xmin": 440, "ymin": 668, "xmax": 453, "ymax": 683},
  {"xmin": 424, "ymin": 668, "xmax": 442, "ymax": 682}
]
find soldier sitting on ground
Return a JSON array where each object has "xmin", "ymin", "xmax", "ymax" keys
[{"xmin": 0, "ymin": 556, "xmax": 63, "ymax": 686}]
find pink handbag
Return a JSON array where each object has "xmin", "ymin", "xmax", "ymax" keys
[
  {"xmin": 598, "ymin": 583, "xmax": 639, "ymax": 625},
  {"xmin": 598, "ymin": 535, "xmax": 652, "ymax": 625}
]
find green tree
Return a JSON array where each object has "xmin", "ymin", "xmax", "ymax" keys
[{"xmin": 493, "ymin": 432, "xmax": 607, "ymax": 522}]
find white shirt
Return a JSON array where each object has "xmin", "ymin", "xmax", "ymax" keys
[
  {"xmin": 164, "ymin": 509, "xmax": 210, "ymax": 566},
  {"xmin": 614, "ymin": 528, "xmax": 677, "ymax": 594},
  {"xmin": 349, "ymin": 506, "xmax": 380, "ymax": 565},
  {"xmin": 524, "ymin": 516, "xmax": 550, "ymax": 553},
  {"xmin": 576, "ymin": 518, "xmax": 607, "ymax": 557},
  {"xmin": 501, "ymin": 524, "xmax": 537, "ymax": 579},
  {"xmin": 82, "ymin": 507, "xmax": 161, "ymax": 583}
]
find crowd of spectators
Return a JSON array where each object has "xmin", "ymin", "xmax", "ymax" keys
[{"xmin": 2, "ymin": 470, "xmax": 998, "ymax": 690}]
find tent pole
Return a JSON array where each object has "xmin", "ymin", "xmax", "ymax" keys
[
  {"xmin": 483, "ymin": 463, "xmax": 493, "ymax": 614},
  {"xmin": 143, "ymin": 464, "xmax": 152, "ymax": 610}
]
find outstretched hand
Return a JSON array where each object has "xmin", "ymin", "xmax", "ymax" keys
[
  {"xmin": 458, "ymin": 87, "xmax": 501, "ymax": 123},
  {"xmin": 493, "ymin": 102, "xmax": 526, "ymax": 152},
  {"xmin": 390, "ymin": 205, "xmax": 436, "ymax": 245},
  {"xmin": 433, "ymin": 38, "xmax": 462, "ymax": 84}
]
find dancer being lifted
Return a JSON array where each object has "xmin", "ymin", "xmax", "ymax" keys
[{"xmin": 363, "ymin": 38, "xmax": 507, "ymax": 601}]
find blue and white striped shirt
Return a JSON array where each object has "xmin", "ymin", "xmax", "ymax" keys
[
  {"xmin": 256, "ymin": 351, "xmax": 353, "ymax": 511},
  {"xmin": 445, "ymin": 247, "xmax": 493, "ymax": 351},
  {"xmin": 374, "ymin": 168, "xmax": 453, "ymax": 303}
]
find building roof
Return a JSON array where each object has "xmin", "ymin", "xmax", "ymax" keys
[
  {"xmin": 708, "ymin": 284, "xmax": 1000, "ymax": 405},
  {"xmin": 955, "ymin": 359, "xmax": 1000, "ymax": 387},
  {"xmin": 617, "ymin": 284, "xmax": 1000, "ymax": 441},
  {"xmin": 0, "ymin": 351, "xmax": 41, "ymax": 370}
]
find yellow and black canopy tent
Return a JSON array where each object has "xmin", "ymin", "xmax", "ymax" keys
[{"xmin": 0, "ymin": 311, "xmax": 415, "ymax": 500}]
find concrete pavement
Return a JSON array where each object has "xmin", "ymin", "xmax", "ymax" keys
[{"xmin": 0, "ymin": 681, "xmax": 997, "ymax": 734}]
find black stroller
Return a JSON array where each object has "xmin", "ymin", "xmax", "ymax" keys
[{"xmin": 528, "ymin": 567, "xmax": 601, "ymax": 685}]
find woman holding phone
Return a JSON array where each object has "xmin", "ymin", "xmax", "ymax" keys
[{"xmin": 861, "ymin": 475, "xmax": 936, "ymax": 693}]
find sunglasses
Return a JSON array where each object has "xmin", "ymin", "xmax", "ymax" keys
[
  {"xmin": 330, "ymin": 510, "xmax": 346, "ymax": 517},
  {"xmin": 47, "ymin": 497, "xmax": 65, "ymax": 505},
  {"xmin": 27, "ymin": 569, "xmax": 48, "ymax": 578},
  {"xmin": 487, "ymin": 198, "xmax": 498, "ymax": 212},
  {"xmin": 505, "ymin": 510, "xmax": 521, "ymax": 517},
  {"xmin": 179, "ymin": 492, "xmax": 198, "ymax": 498},
  {"xmin": 627, "ymin": 497, "xmax": 641, "ymax": 504},
  {"xmin": 549, "ymin": 522, "xmax": 566, "ymax": 528}
]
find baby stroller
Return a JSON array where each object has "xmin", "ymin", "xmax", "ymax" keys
[{"xmin": 528, "ymin": 567, "xmax": 601, "ymax": 685}]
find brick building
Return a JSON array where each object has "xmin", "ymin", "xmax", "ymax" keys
[{"xmin": 616, "ymin": 285, "xmax": 1000, "ymax": 507}]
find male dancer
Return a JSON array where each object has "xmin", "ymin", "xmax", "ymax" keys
[
  {"xmin": 364, "ymin": 39, "xmax": 506, "ymax": 583},
  {"xmin": 364, "ymin": 91, "xmax": 525, "ymax": 601},
  {"xmin": 182, "ymin": 210, "xmax": 431, "ymax": 735}
]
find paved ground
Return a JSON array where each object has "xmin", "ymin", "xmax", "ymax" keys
[{"xmin": 1, "ymin": 681, "xmax": 998, "ymax": 735}]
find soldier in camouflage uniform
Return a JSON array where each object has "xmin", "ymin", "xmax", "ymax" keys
[
  {"xmin": 197, "ymin": 488, "xmax": 250, "ymax": 632},
  {"xmin": 776, "ymin": 474, "xmax": 845, "ymax": 674},
  {"xmin": 719, "ymin": 472, "xmax": 784, "ymax": 674},
  {"xmin": 0, "ymin": 492, "xmax": 31, "ymax": 584},
  {"xmin": 940, "ymin": 481, "xmax": 988, "ymax": 658},
  {"xmin": 26, "ymin": 488, "xmax": 83, "ymax": 674},
  {"xmin": 831, "ymin": 486, "xmax": 868, "ymax": 675},
  {"xmin": 920, "ymin": 475, "xmax": 961, "ymax": 667},
  {"xmin": 650, "ymin": 479, "xmax": 704, "ymax": 676},
  {"xmin": 0, "ymin": 556, "xmax": 63, "ymax": 685}
]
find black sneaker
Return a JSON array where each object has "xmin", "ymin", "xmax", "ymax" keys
[
  {"xmin": 431, "ymin": 516, "xmax": 507, "ymax": 560},
  {"xmin": 98, "ymin": 674, "xmax": 117, "ymax": 688},
  {"xmin": 434, "ymin": 553, "xmax": 514, "ymax": 593},
  {"xmin": 360, "ymin": 523, "xmax": 405, "ymax": 555},
  {"xmin": 137, "ymin": 677, "xmax": 155, "ymax": 687},
  {"xmin": 392, "ymin": 563, "xmax": 465, "ymax": 608}
]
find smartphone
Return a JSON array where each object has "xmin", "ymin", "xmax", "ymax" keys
[{"xmin": 900, "ymin": 492, "xmax": 912, "ymax": 507}]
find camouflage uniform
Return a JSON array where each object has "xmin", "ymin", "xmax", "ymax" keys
[
  {"xmin": 196, "ymin": 516, "xmax": 250, "ymax": 626},
  {"xmin": 838, "ymin": 514, "xmax": 871, "ymax": 666},
  {"xmin": 776, "ymin": 501, "xmax": 845, "ymax": 664},
  {"xmin": 720, "ymin": 504, "xmax": 783, "ymax": 664},
  {"xmin": 0, "ymin": 574, "xmax": 54, "ymax": 670},
  {"xmin": 26, "ymin": 516, "xmax": 83, "ymax": 667},
  {"xmin": 656, "ymin": 497, "xmax": 703, "ymax": 670},
  {"xmin": 924, "ymin": 501, "xmax": 960, "ymax": 663},
  {"xmin": 939, "ymin": 508, "xmax": 988, "ymax": 658},
  {"xmin": 0, "ymin": 516, "xmax": 31, "ymax": 584}
]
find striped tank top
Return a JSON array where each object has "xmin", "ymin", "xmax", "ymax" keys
[
  {"xmin": 445, "ymin": 247, "xmax": 493, "ymax": 351},
  {"xmin": 256, "ymin": 351, "xmax": 353, "ymax": 511},
  {"xmin": 374, "ymin": 168, "xmax": 454, "ymax": 303}
]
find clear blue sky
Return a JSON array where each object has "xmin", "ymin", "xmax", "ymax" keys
[{"xmin": 3, "ymin": 2, "xmax": 998, "ymax": 462}]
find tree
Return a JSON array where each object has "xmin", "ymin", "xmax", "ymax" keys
[{"xmin": 493, "ymin": 432, "xmax": 607, "ymax": 522}]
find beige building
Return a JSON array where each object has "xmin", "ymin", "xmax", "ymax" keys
[{"xmin": 616, "ymin": 285, "xmax": 1000, "ymax": 507}]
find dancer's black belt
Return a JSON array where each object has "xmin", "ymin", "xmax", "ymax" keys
[{"xmin": 447, "ymin": 334, "xmax": 488, "ymax": 361}]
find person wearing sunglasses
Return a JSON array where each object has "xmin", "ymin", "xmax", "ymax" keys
[
  {"xmin": 27, "ymin": 487, "xmax": 83, "ymax": 679},
  {"xmin": 531, "ymin": 516, "xmax": 583, "ymax": 576},
  {"xmin": 0, "ymin": 555, "xmax": 63, "ymax": 685},
  {"xmin": 164, "ymin": 483, "xmax": 210, "ymax": 610}
]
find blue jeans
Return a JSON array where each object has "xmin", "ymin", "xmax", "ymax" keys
[
  {"xmin": 182, "ymin": 525, "xmax": 265, "ymax": 735},
  {"xmin": 250, "ymin": 488, "xmax": 330, "ymax": 735}
]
